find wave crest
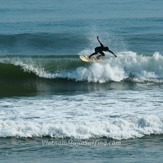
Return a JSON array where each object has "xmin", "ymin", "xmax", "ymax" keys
[{"xmin": 0, "ymin": 51, "xmax": 163, "ymax": 83}]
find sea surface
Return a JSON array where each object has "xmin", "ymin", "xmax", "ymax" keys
[{"xmin": 0, "ymin": 0, "xmax": 163, "ymax": 162}]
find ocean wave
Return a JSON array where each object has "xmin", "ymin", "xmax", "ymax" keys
[
  {"xmin": 0, "ymin": 33, "xmax": 87, "ymax": 55},
  {"xmin": 0, "ymin": 51, "xmax": 163, "ymax": 83},
  {"xmin": 0, "ymin": 115, "xmax": 162, "ymax": 139}
]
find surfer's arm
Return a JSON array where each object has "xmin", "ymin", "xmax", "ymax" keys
[
  {"xmin": 97, "ymin": 36, "xmax": 104, "ymax": 47},
  {"xmin": 108, "ymin": 49, "xmax": 117, "ymax": 58},
  {"xmin": 113, "ymin": 53, "xmax": 117, "ymax": 58}
]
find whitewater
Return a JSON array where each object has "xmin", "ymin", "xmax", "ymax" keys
[
  {"xmin": 0, "ymin": 51, "xmax": 163, "ymax": 140},
  {"xmin": 0, "ymin": 87, "xmax": 163, "ymax": 139},
  {"xmin": 1, "ymin": 51, "xmax": 163, "ymax": 83}
]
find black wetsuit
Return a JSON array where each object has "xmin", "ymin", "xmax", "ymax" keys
[
  {"xmin": 89, "ymin": 37, "xmax": 116, "ymax": 59},
  {"xmin": 89, "ymin": 46, "xmax": 109, "ymax": 58}
]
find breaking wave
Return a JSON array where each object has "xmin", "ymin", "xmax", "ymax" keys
[
  {"xmin": 0, "ymin": 51, "xmax": 163, "ymax": 83},
  {"xmin": 0, "ymin": 115, "xmax": 162, "ymax": 140}
]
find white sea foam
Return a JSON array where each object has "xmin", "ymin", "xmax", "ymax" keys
[
  {"xmin": 0, "ymin": 115, "xmax": 162, "ymax": 139},
  {"xmin": 0, "ymin": 90, "xmax": 163, "ymax": 139},
  {"xmin": 48, "ymin": 51, "xmax": 163, "ymax": 83},
  {"xmin": 58, "ymin": 51, "xmax": 163, "ymax": 83}
]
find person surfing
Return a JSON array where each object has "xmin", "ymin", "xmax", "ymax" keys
[{"xmin": 89, "ymin": 36, "xmax": 117, "ymax": 59}]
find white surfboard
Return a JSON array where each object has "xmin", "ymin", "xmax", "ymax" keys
[{"xmin": 79, "ymin": 55, "xmax": 102, "ymax": 63}]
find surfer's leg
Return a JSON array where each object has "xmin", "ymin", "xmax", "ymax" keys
[
  {"xmin": 97, "ymin": 51, "xmax": 105, "ymax": 59},
  {"xmin": 89, "ymin": 47, "xmax": 100, "ymax": 58},
  {"xmin": 89, "ymin": 52, "xmax": 97, "ymax": 58}
]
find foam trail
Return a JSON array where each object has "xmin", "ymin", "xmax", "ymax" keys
[{"xmin": 0, "ymin": 115, "xmax": 163, "ymax": 139}]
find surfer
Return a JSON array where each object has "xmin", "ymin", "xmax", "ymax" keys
[{"xmin": 89, "ymin": 36, "xmax": 117, "ymax": 59}]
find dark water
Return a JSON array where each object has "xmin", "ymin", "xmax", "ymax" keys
[{"xmin": 0, "ymin": 136, "xmax": 163, "ymax": 163}]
